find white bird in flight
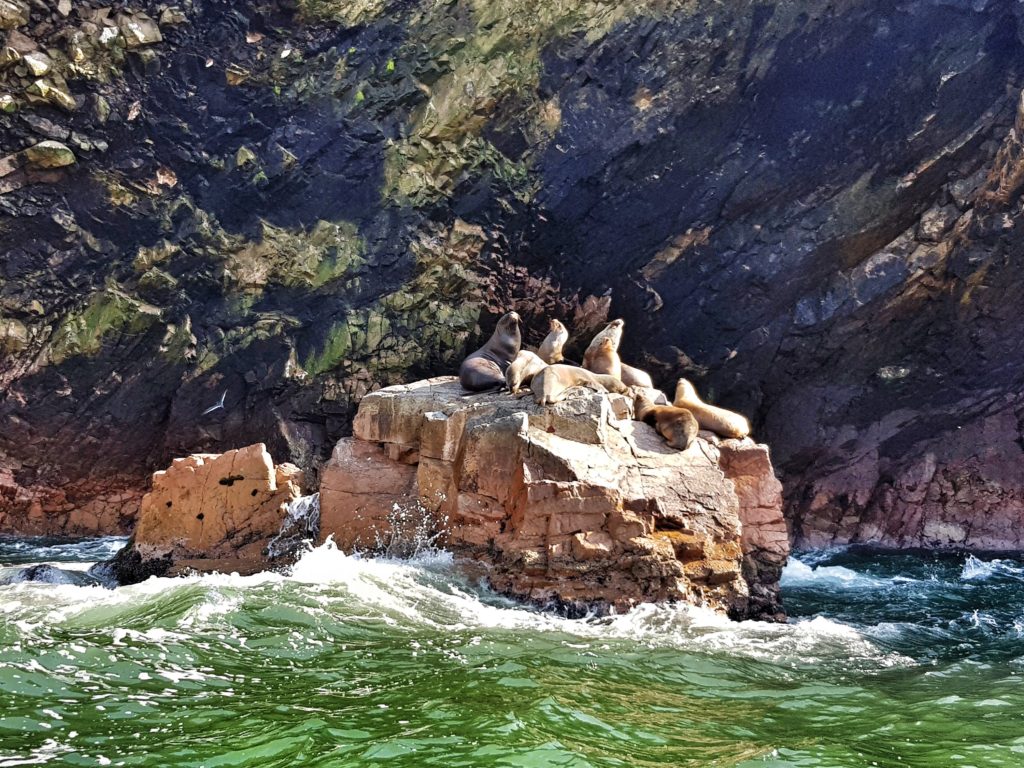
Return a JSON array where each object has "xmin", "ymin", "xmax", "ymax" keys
[{"xmin": 202, "ymin": 390, "xmax": 227, "ymax": 416}]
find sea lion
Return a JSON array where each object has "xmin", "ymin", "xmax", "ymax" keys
[
  {"xmin": 634, "ymin": 393, "xmax": 699, "ymax": 451},
  {"xmin": 620, "ymin": 363, "xmax": 654, "ymax": 389},
  {"xmin": 672, "ymin": 378, "xmax": 750, "ymax": 439},
  {"xmin": 538, "ymin": 319, "xmax": 569, "ymax": 364},
  {"xmin": 584, "ymin": 337, "xmax": 622, "ymax": 379},
  {"xmin": 459, "ymin": 311, "xmax": 522, "ymax": 391},
  {"xmin": 531, "ymin": 364, "xmax": 631, "ymax": 406},
  {"xmin": 505, "ymin": 350, "xmax": 547, "ymax": 394},
  {"xmin": 582, "ymin": 318, "xmax": 624, "ymax": 371}
]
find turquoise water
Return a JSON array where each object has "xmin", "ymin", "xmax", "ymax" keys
[{"xmin": 1, "ymin": 539, "xmax": 1023, "ymax": 767}]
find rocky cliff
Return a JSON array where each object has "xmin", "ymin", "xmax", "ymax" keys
[{"xmin": 2, "ymin": 0, "xmax": 1024, "ymax": 550}]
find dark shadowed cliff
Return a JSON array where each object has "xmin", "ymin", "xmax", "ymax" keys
[{"xmin": 2, "ymin": 0, "xmax": 1024, "ymax": 548}]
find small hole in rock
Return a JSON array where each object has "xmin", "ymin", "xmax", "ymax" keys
[
  {"xmin": 251, "ymin": 489, "xmax": 258, "ymax": 497},
  {"xmin": 166, "ymin": 501, "xmax": 172, "ymax": 508},
  {"xmin": 196, "ymin": 513, "xmax": 204, "ymax": 521}
]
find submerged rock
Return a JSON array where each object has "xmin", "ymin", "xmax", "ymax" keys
[
  {"xmin": 0, "ymin": 563, "xmax": 104, "ymax": 587},
  {"xmin": 320, "ymin": 377, "xmax": 789, "ymax": 620},
  {"xmin": 108, "ymin": 443, "xmax": 304, "ymax": 584}
]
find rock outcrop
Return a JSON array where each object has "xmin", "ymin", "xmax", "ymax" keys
[
  {"xmin": 320, "ymin": 377, "xmax": 788, "ymax": 620},
  {"xmin": 108, "ymin": 443, "xmax": 303, "ymax": 584}
]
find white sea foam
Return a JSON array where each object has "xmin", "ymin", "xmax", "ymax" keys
[
  {"xmin": 961, "ymin": 554, "xmax": 1024, "ymax": 581},
  {"xmin": 780, "ymin": 557, "xmax": 888, "ymax": 589},
  {"xmin": 0, "ymin": 540, "xmax": 909, "ymax": 670}
]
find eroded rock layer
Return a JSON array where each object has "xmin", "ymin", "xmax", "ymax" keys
[{"xmin": 319, "ymin": 378, "xmax": 789, "ymax": 620}]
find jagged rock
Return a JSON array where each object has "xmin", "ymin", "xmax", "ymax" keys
[
  {"xmin": 22, "ymin": 140, "xmax": 75, "ymax": 169},
  {"xmin": 25, "ymin": 77, "xmax": 76, "ymax": 111},
  {"xmin": 0, "ymin": 317, "xmax": 28, "ymax": 352},
  {"xmin": 117, "ymin": 14, "xmax": 162, "ymax": 48},
  {"xmin": 107, "ymin": 443, "xmax": 303, "ymax": 584},
  {"xmin": 0, "ymin": 0, "xmax": 29, "ymax": 30},
  {"xmin": 21, "ymin": 51, "xmax": 50, "ymax": 77},
  {"xmin": 320, "ymin": 378, "xmax": 788, "ymax": 620},
  {"xmin": 1, "ymin": 0, "xmax": 1024, "ymax": 564},
  {"xmin": 0, "ymin": 46, "xmax": 20, "ymax": 68}
]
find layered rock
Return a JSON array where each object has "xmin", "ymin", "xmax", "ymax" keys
[
  {"xmin": 2, "ymin": 0, "xmax": 1024, "ymax": 555},
  {"xmin": 108, "ymin": 443, "xmax": 303, "ymax": 584},
  {"xmin": 320, "ymin": 377, "xmax": 788, "ymax": 620}
]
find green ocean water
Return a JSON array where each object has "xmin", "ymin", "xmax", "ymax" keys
[{"xmin": 1, "ymin": 538, "xmax": 1023, "ymax": 767}]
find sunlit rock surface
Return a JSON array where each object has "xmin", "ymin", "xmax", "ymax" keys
[
  {"xmin": 109, "ymin": 443, "xmax": 303, "ymax": 584},
  {"xmin": 320, "ymin": 377, "xmax": 789, "ymax": 620}
]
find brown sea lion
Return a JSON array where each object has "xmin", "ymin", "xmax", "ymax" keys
[
  {"xmin": 531, "ymin": 364, "xmax": 631, "ymax": 406},
  {"xmin": 538, "ymin": 319, "xmax": 569, "ymax": 364},
  {"xmin": 635, "ymin": 393, "xmax": 698, "ymax": 450},
  {"xmin": 585, "ymin": 337, "xmax": 622, "ymax": 379},
  {"xmin": 459, "ymin": 311, "xmax": 522, "ymax": 391},
  {"xmin": 620, "ymin": 363, "xmax": 654, "ymax": 388},
  {"xmin": 672, "ymin": 378, "xmax": 750, "ymax": 439},
  {"xmin": 505, "ymin": 350, "xmax": 547, "ymax": 394},
  {"xmin": 582, "ymin": 318, "xmax": 624, "ymax": 371}
]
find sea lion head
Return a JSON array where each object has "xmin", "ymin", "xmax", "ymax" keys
[
  {"xmin": 674, "ymin": 378, "xmax": 698, "ymax": 403},
  {"xmin": 497, "ymin": 311, "xmax": 521, "ymax": 334},
  {"xmin": 661, "ymin": 414, "xmax": 696, "ymax": 450},
  {"xmin": 549, "ymin": 318, "xmax": 567, "ymax": 335}
]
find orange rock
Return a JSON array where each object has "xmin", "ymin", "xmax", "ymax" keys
[
  {"xmin": 113, "ymin": 443, "xmax": 303, "ymax": 582},
  {"xmin": 319, "ymin": 377, "xmax": 790, "ymax": 620}
]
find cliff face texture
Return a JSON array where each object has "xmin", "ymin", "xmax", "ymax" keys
[{"xmin": 2, "ymin": 0, "xmax": 1024, "ymax": 549}]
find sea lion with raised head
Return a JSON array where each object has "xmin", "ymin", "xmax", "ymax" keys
[
  {"xmin": 584, "ymin": 337, "xmax": 622, "ymax": 379},
  {"xmin": 673, "ymin": 378, "xmax": 750, "ymax": 439},
  {"xmin": 620, "ymin": 363, "xmax": 654, "ymax": 389},
  {"xmin": 582, "ymin": 318, "xmax": 624, "ymax": 371},
  {"xmin": 538, "ymin": 319, "xmax": 569, "ymax": 364},
  {"xmin": 505, "ymin": 350, "xmax": 547, "ymax": 394},
  {"xmin": 459, "ymin": 311, "xmax": 522, "ymax": 391},
  {"xmin": 531, "ymin": 364, "xmax": 631, "ymax": 406},
  {"xmin": 634, "ymin": 393, "xmax": 698, "ymax": 451}
]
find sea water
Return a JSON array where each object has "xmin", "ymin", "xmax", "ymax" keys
[{"xmin": 1, "ymin": 538, "xmax": 1022, "ymax": 767}]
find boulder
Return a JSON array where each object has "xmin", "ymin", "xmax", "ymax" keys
[
  {"xmin": 0, "ymin": 0, "xmax": 28, "ymax": 30},
  {"xmin": 108, "ymin": 443, "xmax": 303, "ymax": 584},
  {"xmin": 320, "ymin": 377, "xmax": 789, "ymax": 620},
  {"xmin": 117, "ymin": 14, "xmax": 162, "ymax": 48},
  {"xmin": 22, "ymin": 140, "xmax": 75, "ymax": 169}
]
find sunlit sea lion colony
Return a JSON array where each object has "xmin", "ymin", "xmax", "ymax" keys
[{"xmin": 458, "ymin": 312, "xmax": 751, "ymax": 451}]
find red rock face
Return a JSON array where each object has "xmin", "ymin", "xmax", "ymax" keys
[
  {"xmin": 0, "ymin": 463, "xmax": 140, "ymax": 537},
  {"xmin": 788, "ymin": 404, "xmax": 1024, "ymax": 551},
  {"xmin": 319, "ymin": 378, "xmax": 789, "ymax": 620}
]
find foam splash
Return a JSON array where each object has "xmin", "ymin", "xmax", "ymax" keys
[
  {"xmin": 961, "ymin": 554, "xmax": 1024, "ymax": 581},
  {"xmin": 780, "ymin": 557, "xmax": 889, "ymax": 589},
  {"xmin": 265, "ymin": 493, "xmax": 321, "ymax": 560},
  {"xmin": 0, "ymin": 541, "xmax": 911, "ymax": 671}
]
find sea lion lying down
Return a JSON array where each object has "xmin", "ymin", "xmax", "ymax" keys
[
  {"xmin": 505, "ymin": 350, "xmax": 547, "ymax": 394},
  {"xmin": 531, "ymin": 364, "xmax": 631, "ymax": 406},
  {"xmin": 634, "ymin": 393, "xmax": 698, "ymax": 451},
  {"xmin": 673, "ymin": 378, "xmax": 750, "ymax": 439}
]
